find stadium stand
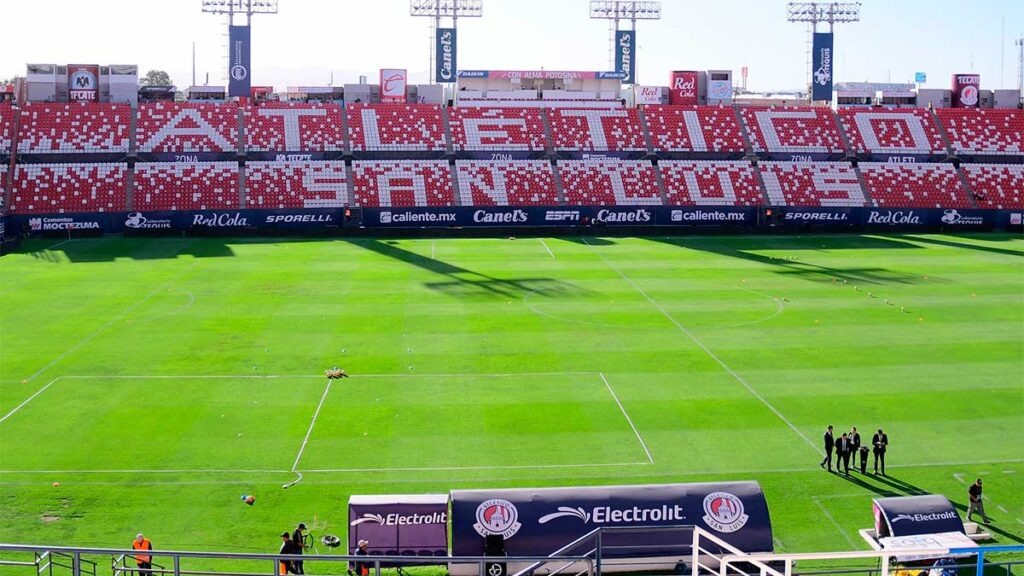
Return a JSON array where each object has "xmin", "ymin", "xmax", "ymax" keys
[
  {"xmin": 351, "ymin": 160, "xmax": 455, "ymax": 207},
  {"xmin": 0, "ymin": 166, "xmax": 6, "ymax": 211},
  {"xmin": 935, "ymin": 108, "xmax": 1024, "ymax": 156},
  {"xmin": 548, "ymin": 108, "xmax": 647, "ymax": 151},
  {"xmin": 448, "ymin": 107, "xmax": 548, "ymax": 152},
  {"xmin": 245, "ymin": 161, "xmax": 350, "ymax": 208},
  {"xmin": 1, "ymin": 103, "xmax": 15, "ymax": 156},
  {"xmin": 839, "ymin": 108, "xmax": 947, "ymax": 156},
  {"xmin": 559, "ymin": 159, "xmax": 661, "ymax": 205},
  {"xmin": 739, "ymin": 106, "xmax": 845, "ymax": 154},
  {"xmin": 644, "ymin": 105, "xmax": 747, "ymax": 154},
  {"xmin": 16, "ymin": 102, "xmax": 131, "ymax": 155},
  {"xmin": 455, "ymin": 160, "xmax": 557, "ymax": 206},
  {"xmin": 961, "ymin": 164, "xmax": 1024, "ymax": 210},
  {"xmin": 133, "ymin": 162, "xmax": 240, "ymax": 211},
  {"xmin": 660, "ymin": 160, "xmax": 765, "ymax": 206},
  {"xmin": 136, "ymin": 102, "xmax": 239, "ymax": 153},
  {"xmin": 859, "ymin": 162, "xmax": 971, "ymax": 208},
  {"xmin": 347, "ymin": 104, "xmax": 447, "ymax": 151},
  {"xmin": 759, "ymin": 161, "xmax": 868, "ymax": 207},
  {"xmin": 9, "ymin": 163, "xmax": 128, "ymax": 213},
  {"xmin": 244, "ymin": 103, "xmax": 345, "ymax": 152}
]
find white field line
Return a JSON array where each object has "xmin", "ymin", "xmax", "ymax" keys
[
  {"xmin": 58, "ymin": 371, "xmax": 602, "ymax": 380},
  {"xmin": 0, "ymin": 377, "xmax": 61, "ymax": 425},
  {"xmin": 2, "ymin": 458, "xmax": 1018, "ymax": 478},
  {"xmin": 288, "ymin": 377, "xmax": 331, "ymax": 475},
  {"xmin": 22, "ymin": 262, "xmax": 199, "ymax": 383},
  {"xmin": 302, "ymin": 461, "xmax": 650, "ymax": 473},
  {"xmin": 45, "ymin": 238, "xmax": 75, "ymax": 251},
  {"xmin": 599, "ymin": 372, "xmax": 654, "ymax": 464},
  {"xmin": 813, "ymin": 497, "xmax": 858, "ymax": 549},
  {"xmin": 0, "ymin": 469, "xmax": 288, "ymax": 474},
  {"xmin": 582, "ymin": 237, "xmax": 820, "ymax": 455},
  {"xmin": 540, "ymin": 238, "xmax": 556, "ymax": 260},
  {"xmin": 952, "ymin": 472, "xmax": 1024, "ymax": 525},
  {"xmin": 431, "ymin": 240, "xmax": 436, "ymax": 260},
  {"xmin": 0, "ymin": 480, "xmax": 268, "ymax": 487}
]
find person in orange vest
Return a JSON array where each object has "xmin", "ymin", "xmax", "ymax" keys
[{"xmin": 131, "ymin": 533, "xmax": 153, "ymax": 576}]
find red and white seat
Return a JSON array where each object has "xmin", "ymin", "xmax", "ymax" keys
[
  {"xmin": 961, "ymin": 164, "xmax": 1024, "ymax": 210},
  {"xmin": 351, "ymin": 160, "xmax": 454, "ymax": 207},
  {"xmin": 0, "ymin": 103, "xmax": 14, "ymax": 155},
  {"xmin": 839, "ymin": 108, "xmax": 946, "ymax": 155},
  {"xmin": 759, "ymin": 162, "xmax": 868, "ymax": 207},
  {"xmin": 9, "ymin": 163, "xmax": 127, "ymax": 213},
  {"xmin": 740, "ymin": 106, "xmax": 844, "ymax": 154},
  {"xmin": 133, "ymin": 162, "xmax": 239, "ymax": 211},
  {"xmin": 245, "ymin": 161, "xmax": 350, "ymax": 208},
  {"xmin": 347, "ymin": 104, "xmax": 446, "ymax": 151},
  {"xmin": 559, "ymin": 160, "xmax": 660, "ymax": 205},
  {"xmin": 660, "ymin": 161, "xmax": 765, "ymax": 206},
  {"xmin": 244, "ymin": 103, "xmax": 344, "ymax": 152},
  {"xmin": 16, "ymin": 102, "xmax": 131, "ymax": 154},
  {"xmin": 936, "ymin": 109, "xmax": 1024, "ymax": 156},
  {"xmin": 644, "ymin": 106, "xmax": 746, "ymax": 153},
  {"xmin": 548, "ymin": 108, "xmax": 646, "ymax": 151},
  {"xmin": 859, "ymin": 163, "xmax": 971, "ymax": 208},
  {"xmin": 136, "ymin": 102, "xmax": 238, "ymax": 153},
  {"xmin": 455, "ymin": 160, "xmax": 556, "ymax": 206},
  {"xmin": 448, "ymin": 107, "xmax": 547, "ymax": 151}
]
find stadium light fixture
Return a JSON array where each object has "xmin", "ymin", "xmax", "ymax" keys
[
  {"xmin": 589, "ymin": 1, "xmax": 662, "ymax": 22},
  {"xmin": 410, "ymin": 0, "xmax": 483, "ymax": 19},
  {"xmin": 786, "ymin": 2, "xmax": 860, "ymax": 27},
  {"xmin": 201, "ymin": 0, "xmax": 279, "ymax": 16}
]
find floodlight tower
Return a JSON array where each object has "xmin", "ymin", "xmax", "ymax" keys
[
  {"xmin": 787, "ymin": 2, "xmax": 860, "ymax": 101},
  {"xmin": 201, "ymin": 0, "xmax": 279, "ymax": 87},
  {"xmin": 590, "ymin": 1, "xmax": 661, "ymax": 79},
  {"xmin": 410, "ymin": 0, "xmax": 483, "ymax": 83},
  {"xmin": 1016, "ymin": 37, "xmax": 1023, "ymax": 101}
]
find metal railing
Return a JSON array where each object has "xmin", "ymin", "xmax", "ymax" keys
[
  {"xmin": 720, "ymin": 545, "xmax": 1024, "ymax": 576},
  {"xmin": 0, "ymin": 544, "xmax": 592, "ymax": 576}
]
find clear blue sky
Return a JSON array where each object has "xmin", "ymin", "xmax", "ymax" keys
[{"xmin": 1, "ymin": 0, "xmax": 1021, "ymax": 91}]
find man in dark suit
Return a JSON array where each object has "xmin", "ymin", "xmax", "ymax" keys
[
  {"xmin": 872, "ymin": 428, "xmax": 889, "ymax": 475},
  {"xmin": 849, "ymin": 427, "xmax": 862, "ymax": 470},
  {"xmin": 836, "ymin": 432, "xmax": 851, "ymax": 476},
  {"xmin": 819, "ymin": 425, "xmax": 835, "ymax": 472}
]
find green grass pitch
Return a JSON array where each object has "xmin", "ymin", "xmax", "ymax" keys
[{"xmin": 0, "ymin": 233, "xmax": 1021, "ymax": 558}]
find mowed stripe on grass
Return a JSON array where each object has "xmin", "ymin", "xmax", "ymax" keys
[{"xmin": 0, "ymin": 233, "xmax": 1020, "ymax": 554}]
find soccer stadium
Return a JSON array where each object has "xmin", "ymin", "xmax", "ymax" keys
[{"xmin": 0, "ymin": 1, "xmax": 1022, "ymax": 575}]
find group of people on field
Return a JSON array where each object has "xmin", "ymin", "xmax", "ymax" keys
[{"xmin": 820, "ymin": 425, "xmax": 888, "ymax": 476}]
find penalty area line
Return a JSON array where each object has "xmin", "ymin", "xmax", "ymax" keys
[
  {"xmin": 539, "ymin": 239, "xmax": 556, "ymax": 260},
  {"xmin": 0, "ymin": 377, "xmax": 62, "ymax": 425},
  {"xmin": 582, "ymin": 237, "xmax": 820, "ymax": 456},
  {"xmin": 284, "ymin": 379, "xmax": 334, "ymax": 488},
  {"xmin": 599, "ymin": 372, "xmax": 654, "ymax": 464},
  {"xmin": 301, "ymin": 461, "xmax": 651, "ymax": 473}
]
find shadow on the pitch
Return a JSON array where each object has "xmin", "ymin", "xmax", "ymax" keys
[
  {"xmin": 949, "ymin": 502, "xmax": 1024, "ymax": 544},
  {"xmin": 645, "ymin": 236, "xmax": 931, "ymax": 286},
  {"xmin": 831, "ymin": 468, "xmax": 929, "ymax": 498},
  {"xmin": 561, "ymin": 235, "xmax": 617, "ymax": 246},
  {"xmin": 892, "ymin": 234, "xmax": 1024, "ymax": 259},
  {"xmin": 349, "ymin": 238, "xmax": 586, "ymax": 300},
  {"xmin": 22, "ymin": 236, "xmax": 237, "ymax": 263}
]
